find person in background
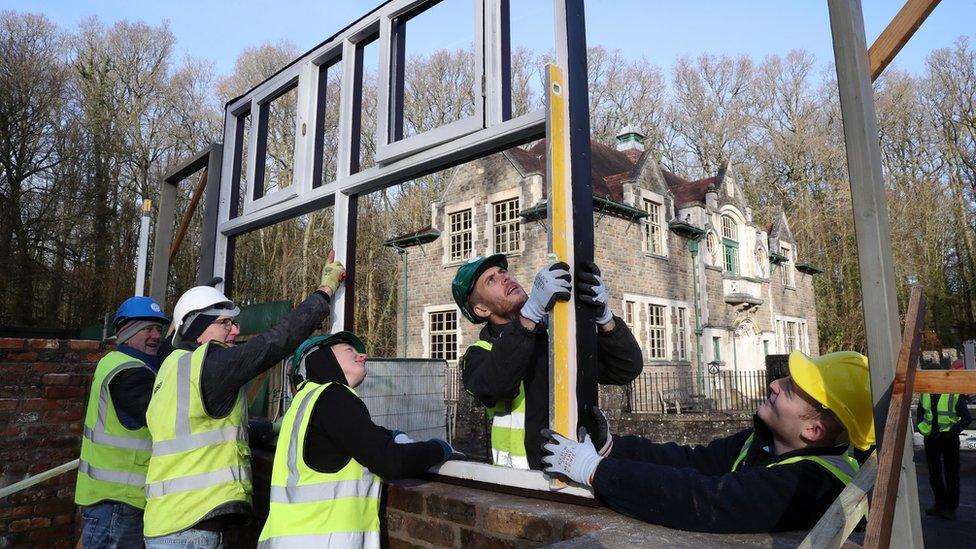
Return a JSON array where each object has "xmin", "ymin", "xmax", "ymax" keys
[
  {"xmin": 76, "ymin": 296, "xmax": 169, "ymax": 548},
  {"xmin": 917, "ymin": 357, "xmax": 971, "ymax": 520},
  {"xmin": 142, "ymin": 251, "xmax": 345, "ymax": 548},
  {"xmin": 258, "ymin": 332, "xmax": 458, "ymax": 548}
]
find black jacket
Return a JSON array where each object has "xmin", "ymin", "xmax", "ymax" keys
[
  {"xmin": 170, "ymin": 289, "xmax": 332, "ymax": 532},
  {"xmin": 460, "ymin": 315, "xmax": 643, "ymax": 469},
  {"xmin": 301, "ymin": 347, "xmax": 446, "ymax": 478},
  {"xmin": 592, "ymin": 417, "xmax": 858, "ymax": 533}
]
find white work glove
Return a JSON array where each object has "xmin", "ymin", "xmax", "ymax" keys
[
  {"xmin": 576, "ymin": 261, "xmax": 613, "ymax": 325},
  {"xmin": 391, "ymin": 431, "xmax": 415, "ymax": 444},
  {"xmin": 520, "ymin": 262, "xmax": 572, "ymax": 324},
  {"xmin": 589, "ymin": 405, "xmax": 613, "ymax": 457},
  {"xmin": 541, "ymin": 428, "xmax": 604, "ymax": 487}
]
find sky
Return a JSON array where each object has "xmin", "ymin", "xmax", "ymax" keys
[{"xmin": 5, "ymin": 0, "xmax": 975, "ymax": 82}]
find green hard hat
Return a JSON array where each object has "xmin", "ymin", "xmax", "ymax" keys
[
  {"xmin": 451, "ymin": 254, "xmax": 508, "ymax": 323},
  {"xmin": 292, "ymin": 331, "xmax": 367, "ymax": 374}
]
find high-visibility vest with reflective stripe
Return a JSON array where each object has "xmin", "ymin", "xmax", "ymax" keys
[
  {"xmin": 469, "ymin": 340, "xmax": 530, "ymax": 470},
  {"xmin": 75, "ymin": 351, "xmax": 154, "ymax": 509},
  {"xmin": 143, "ymin": 343, "xmax": 251, "ymax": 537},
  {"xmin": 257, "ymin": 381, "xmax": 382, "ymax": 548},
  {"xmin": 919, "ymin": 393, "xmax": 961, "ymax": 436},
  {"xmin": 731, "ymin": 433, "xmax": 861, "ymax": 485}
]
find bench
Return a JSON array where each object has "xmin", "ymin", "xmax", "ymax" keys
[{"xmin": 658, "ymin": 388, "xmax": 702, "ymax": 414}]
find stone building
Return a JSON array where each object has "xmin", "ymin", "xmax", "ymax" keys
[{"xmin": 386, "ymin": 129, "xmax": 820, "ymax": 412}]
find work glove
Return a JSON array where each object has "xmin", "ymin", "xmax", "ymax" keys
[
  {"xmin": 391, "ymin": 430, "xmax": 416, "ymax": 444},
  {"xmin": 589, "ymin": 405, "xmax": 613, "ymax": 457},
  {"xmin": 520, "ymin": 261, "xmax": 572, "ymax": 324},
  {"xmin": 541, "ymin": 428, "xmax": 603, "ymax": 487},
  {"xmin": 576, "ymin": 261, "xmax": 613, "ymax": 325},
  {"xmin": 431, "ymin": 438, "xmax": 467, "ymax": 464},
  {"xmin": 319, "ymin": 249, "xmax": 346, "ymax": 296}
]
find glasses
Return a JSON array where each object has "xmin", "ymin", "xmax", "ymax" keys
[{"xmin": 211, "ymin": 318, "xmax": 240, "ymax": 331}]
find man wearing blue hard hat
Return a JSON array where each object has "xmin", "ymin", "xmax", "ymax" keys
[{"xmin": 76, "ymin": 295, "xmax": 169, "ymax": 548}]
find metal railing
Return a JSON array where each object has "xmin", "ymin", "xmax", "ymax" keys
[{"xmin": 629, "ymin": 368, "xmax": 769, "ymax": 414}]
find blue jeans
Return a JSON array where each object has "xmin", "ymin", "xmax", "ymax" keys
[
  {"xmin": 81, "ymin": 501, "xmax": 144, "ymax": 549},
  {"xmin": 144, "ymin": 529, "xmax": 223, "ymax": 548}
]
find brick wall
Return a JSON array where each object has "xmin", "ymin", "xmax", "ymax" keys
[
  {"xmin": 381, "ymin": 478, "xmax": 804, "ymax": 547},
  {"xmin": 0, "ymin": 338, "xmax": 105, "ymax": 548},
  {"xmin": 613, "ymin": 412, "xmax": 754, "ymax": 446}
]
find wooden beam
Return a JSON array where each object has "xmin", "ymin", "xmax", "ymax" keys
[
  {"xmin": 169, "ymin": 169, "xmax": 208, "ymax": 264},
  {"xmin": 864, "ymin": 286, "xmax": 925, "ymax": 549},
  {"xmin": 799, "ymin": 453, "xmax": 876, "ymax": 549},
  {"xmin": 913, "ymin": 370, "xmax": 976, "ymax": 394},
  {"xmin": 868, "ymin": 0, "xmax": 940, "ymax": 82}
]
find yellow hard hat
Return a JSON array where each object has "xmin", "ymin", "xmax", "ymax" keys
[{"xmin": 788, "ymin": 350, "xmax": 875, "ymax": 450}]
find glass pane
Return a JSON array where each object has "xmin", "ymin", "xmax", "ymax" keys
[
  {"xmin": 262, "ymin": 85, "xmax": 298, "ymax": 196},
  {"xmin": 397, "ymin": 0, "xmax": 477, "ymax": 138},
  {"xmin": 356, "ymin": 37, "xmax": 379, "ymax": 173},
  {"xmin": 507, "ymin": 0, "xmax": 554, "ymax": 119},
  {"xmin": 316, "ymin": 57, "xmax": 343, "ymax": 187}
]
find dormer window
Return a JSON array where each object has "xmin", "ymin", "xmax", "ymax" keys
[
  {"xmin": 642, "ymin": 198, "xmax": 664, "ymax": 255},
  {"xmin": 721, "ymin": 215, "xmax": 739, "ymax": 276},
  {"xmin": 780, "ymin": 243, "xmax": 795, "ymax": 287}
]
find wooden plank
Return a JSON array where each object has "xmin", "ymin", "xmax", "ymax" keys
[
  {"xmin": 864, "ymin": 286, "xmax": 925, "ymax": 549},
  {"xmin": 868, "ymin": 0, "xmax": 941, "ymax": 82},
  {"xmin": 827, "ymin": 1, "xmax": 924, "ymax": 545},
  {"xmin": 168, "ymin": 169, "xmax": 208, "ymax": 263},
  {"xmin": 913, "ymin": 370, "xmax": 976, "ymax": 394},
  {"xmin": 799, "ymin": 452, "xmax": 877, "ymax": 549}
]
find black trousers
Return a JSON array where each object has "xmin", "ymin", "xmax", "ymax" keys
[{"xmin": 924, "ymin": 433, "xmax": 960, "ymax": 509}]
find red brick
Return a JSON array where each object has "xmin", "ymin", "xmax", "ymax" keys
[
  {"xmin": 6, "ymin": 351, "xmax": 38, "ymax": 362},
  {"xmin": 29, "ymin": 516, "xmax": 52, "ymax": 528},
  {"xmin": 28, "ymin": 339, "xmax": 59, "ymax": 350},
  {"xmin": 8, "ymin": 519, "xmax": 30, "ymax": 532},
  {"xmin": 0, "ymin": 398, "xmax": 19, "ymax": 412},
  {"xmin": 0, "ymin": 337, "xmax": 25, "ymax": 349},
  {"xmin": 24, "ymin": 398, "xmax": 63, "ymax": 411},
  {"xmin": 0, "ymin": 505, "xmax": 33, "ymax": 521},
  {"xmin": 13, "ymin": 411, "xmax": 40, "ymax": 424},
  {"xmin": 33, "ymin": 501, "xmax": 75, "ymax": 516},
  {"xmin": 0, "ymin": 425, "xmax": 21, "ymax": 437},
  {"xmin": 459, "ymin": 528, "xmax": 517, "ymax": 549},
  {"xmin": 43, "ymin": 408, "xmax": 84, "ymax": 422},
  {"xmin": 32, "ymin": 363, "xmax": 64, "ymax": 375},
  {"xmin": 386, "ymin": 484, "xmax": 425, "ymax": 514},
  {"xmin": 28, "ymin": 524, "xmax": 72, "ymax": 542},
  {"xmin": 53, "ymin": 512, "xmax": 74, "ymax": 526},
  {"xmin": 67, "ymin": 340, "xmax": 100, "ymax": 351},
  {"xmin": 387, "ymin": 536, "xmax": 423, "ymax": 549},
  {"xmin": 42, "ymin": 373, "xmax": 73, "ymax": 386},
  {"xmin": 426, "ymin": 491, "xmax": 477, "ymax": 526},
  {"xmin": 87, "ymin": 352, "xmax": 108, "ymax": 362},
  {"xmin": 383, "ymin": 509, "xmax": 406, "ymax": 535},
  {"xmin": 485, "ymin": 507, "xmax": 554, "ymax": 543},
  {"xmin": 402, "ymin": 513, "xmax": 456, "ymax": 546},
  {"xmin": 42, "ymin": 386, "xmax": 85, "ymax": 399}
]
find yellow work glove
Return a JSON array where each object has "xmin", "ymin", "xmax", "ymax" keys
[{"xmin": 319, "ymin": 250, "xmax": 345, "ymax": 296}]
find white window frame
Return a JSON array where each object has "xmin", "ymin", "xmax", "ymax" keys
[
  {"xmin": 492, "ymin": 196, "xmax": 521, "ymax": 255},
  {"xmin": 775, "ymin": 314, "xmax": 809, "ymax": 354},
  {"xmin": 622, "ymin": 294, "xmax": 690, "ymax": 363},
  {"xmin": 446, "ymin": 207, "xmax": 474, "ymax": 263},
  {"xmin": 422, "ymin": 304, "xmax": 461, "ymax": 364},
  {"xmin": 638, "ymin": 189, "xmax": 668, "ymax": 257}
]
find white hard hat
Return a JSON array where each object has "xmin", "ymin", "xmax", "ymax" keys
[{"xmin": 170, "ymin": 285, "xmax": 240, "ymax": 345}]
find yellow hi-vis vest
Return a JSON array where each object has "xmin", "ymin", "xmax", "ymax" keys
[
  {"xmin": 731, "ymin": 433, "xmax": 861, "ymax": 485},
  {"xmin": 75, "ymin": 351, "xmax": 154, "ymax": 509},
  {"xmin": 258, "ymin": 381, "xmax": 382, "ymax": 548},
  {"xmin": 143, "ymin": 343, "xmax": 251, "ymax": 537},
  {"xmin": 918, "ymin": 393, "xmax": 961, "ymax": 436},
  {"xmin": 468, "ymin": 340, "xmax": 529, "ymax": 470}
]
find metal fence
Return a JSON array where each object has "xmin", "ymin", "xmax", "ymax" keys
[
  {"xmin": 629, "ymin": 368, "xmax": 769, "ymax": 414},
  {"xmin": 358, "ymin": 358, "xmax": 447, "ymax": 441}
]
